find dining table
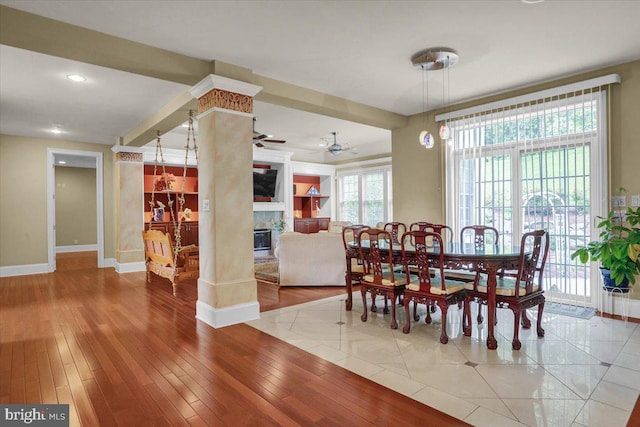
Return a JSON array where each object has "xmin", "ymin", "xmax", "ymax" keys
[{"xmin": 346, "ymin": 239, "xmax": 525, "ymax": 350}]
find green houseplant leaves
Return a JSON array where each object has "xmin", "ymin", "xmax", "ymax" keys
[{"xmin": 572, "ymin": 206, "xmax": 640, "ymax": 286}]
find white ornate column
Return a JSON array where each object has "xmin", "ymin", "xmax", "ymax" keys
[
  {"xmin": 111, "ymin": 146, "xmax": 146, "ymax": 272},
  {"xmin": 190, "ymin": 75, "xmax": 262, "ymax": 327}
]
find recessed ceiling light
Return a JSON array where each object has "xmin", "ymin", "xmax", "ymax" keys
[
  {"xmin": 58, "ymin": 160, "xmax": 66, "ymax": 165},
  {"xmin": 67, "ymin": 74, "xmax": 86, "ymax": 82},
  {"xmin": 521, "ymin": 0, "xmax": 544, "ymax": 3},
  {"xmin": 50, "ymin": 127, "xmax": 62, "ymax": 134}
]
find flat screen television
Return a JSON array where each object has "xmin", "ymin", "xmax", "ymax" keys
[{"xmin": 253, "ymin": 169, "xmax": 278, "ymax": 198}]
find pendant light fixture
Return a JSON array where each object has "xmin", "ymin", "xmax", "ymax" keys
[
  {"xmin": 418, "ymin": 64, "xmax": 433, "ymax": 148},
  {"xmin": 439, "ymin": 55, "xmax": 451, "ymax": 140},
  {"xmin": 411, "ymin": 47, "xmax": 458, "ymax": 148}
]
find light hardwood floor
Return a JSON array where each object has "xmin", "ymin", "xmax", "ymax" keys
[{"xmin": 0, "ymin": 252, "xmax": 469, "ymax": 426}]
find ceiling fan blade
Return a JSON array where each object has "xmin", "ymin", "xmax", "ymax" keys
[
  {"xmin": 254, "ymin": 142, "xmax": 264, "ymax": 148},
  {"xmin": 263, "ymin": 139, "xmax": 286, "ymax": 144},
  {"xmin": 254, "ymin": 134, "xmax": 268, "ymax": 140}
]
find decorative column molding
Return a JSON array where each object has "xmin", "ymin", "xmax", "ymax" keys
[
  {"xmin": 111, "ymin": 145, "xmax": 145, "ymax": 163},
  {"xmin": 190, "ymin": 74, "xmax": 262, "ymax": 117}
]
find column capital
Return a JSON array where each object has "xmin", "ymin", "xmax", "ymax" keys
[
  {"xmin": 190, "ymin": 74, "xmax": 262, "ymax": 116},
  {"xmin": 111, "ymin": 145, "xmax": 144, "ymax": 163}
]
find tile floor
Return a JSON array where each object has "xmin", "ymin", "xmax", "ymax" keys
[{"xmin": 247, "ymin": 293, "xmax": 640, "ymax": 427}]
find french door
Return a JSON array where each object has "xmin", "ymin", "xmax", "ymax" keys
[{"xmin": 446, "ymin": 91, "xmax": 608, "ymax": 306}]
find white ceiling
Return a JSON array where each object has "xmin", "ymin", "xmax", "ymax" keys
[{"xmin": 1, "ymin": 1, "xmax": 640, "ymax": 163}]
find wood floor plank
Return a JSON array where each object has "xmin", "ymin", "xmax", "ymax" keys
[
  {"xmin": 36, "ymin": 350, "xmax": 57, "ymax": 403},
  {"xmin": 82, "ymin": 378, "xmax": 118, "ymax": 427}
]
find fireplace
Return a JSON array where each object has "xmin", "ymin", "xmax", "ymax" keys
[{"xmin": 253, "ymin": 229, "xmax": 272, "ymax": 251}]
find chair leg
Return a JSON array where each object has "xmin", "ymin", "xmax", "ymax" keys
[
  {"xmin": 360, "ymin": 288, "xmax": 368, "ymax": 322},
  {"xmin": 521, "ymin": 309, "xmax": 532, "ymax": 329},
  {"xmin": 425, "ymin": 304, "xmax": 433, "ymax": 324},
  {"xmin": 382, "ymin": 294, "xmax": 390, "ymax": 315},
  {"xmin": 370, "ymin": 293, "xmax": 377, "ymax": 313},
  {"xmin": 536, "ymin": 302, "xmax": 545, "ymax": 338},
  {"xmin": 439, "ymin": 304, "xmax": 449, "ymax": 344},
  {"xmin": 463, "ymin": 298, "xmax": 472, "ymax": 337},
  {"xmin": 389, "ymin": 292, "xmax": 398, "ymax": 329},
  {"xmin": 413, "ymin": 302, "xmax": 419, "ymax": 321},
  {"xmin": 403, "ymin": 298, "xmax": 412, "ymax": 334},
  {"xmin": 511, "ymin": 309, "xmax": 522, "ymax": 350},
  {"xmin": 476, "ymin": 302, "xmax": 484, "ymax": 324}
]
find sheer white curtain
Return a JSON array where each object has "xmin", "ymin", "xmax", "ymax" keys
[{"xmin": 441, "ymin": 75, "xmax": 618, "ymax": 306}]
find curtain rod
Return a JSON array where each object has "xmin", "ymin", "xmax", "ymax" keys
[{"xmin": 435, "ymin": 73, "xmax": 621, "ymax": 122}]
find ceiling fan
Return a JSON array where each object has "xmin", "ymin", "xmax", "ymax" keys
[
  {"xmin": 253, "ymin": 118, "xmax": 286, "ymax": 147},
  {"xmin": 324, "ymin": 132, "xmax": 353, "ymax": 156}
]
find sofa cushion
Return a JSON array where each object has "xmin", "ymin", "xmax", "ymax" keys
[
  {"xmin": 276, "ymin": 232, "xmax": 346, "ymax": 286},
  {"xmin": 328, "ymin": 220, "xmax": 352, "ymax": 233}
]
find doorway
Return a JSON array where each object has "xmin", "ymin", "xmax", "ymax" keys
[{"xmin": 47, "ymin": 148, "xmax": 104, "ymax": 271}]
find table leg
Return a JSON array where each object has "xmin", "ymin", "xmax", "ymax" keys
[
  {"xmin": 486, "ymin": 264, "xmax": 499, "ymax": 350},
  {"xmin": 345, "ymin": 255, "xmax": 353, "ymax": 311}
]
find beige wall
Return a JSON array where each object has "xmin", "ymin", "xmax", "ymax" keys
[
  {"xmin": 0, "ymin": 135, "xmax": 114, "ymax": 267},
  {"xmin": 392, "ymin": 59, "xmax": 640, "ymax": 297},
  {"xmin": 55, "ymin": 167, "xmax": 97, "ymax": 247}
]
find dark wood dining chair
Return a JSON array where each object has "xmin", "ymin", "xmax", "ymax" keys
[
  {"xmin": 400, "ymin": 230, "xmax": 470, "ymax": 344},
  {"xmin": 342, "ymin": 224, "xmax": 371, "ymax": 289},
  {"xmin": 357, "ymin": 228, "xmax": 406, "ymax": 329},
  {"xmin": 464, "ymin": 229, "xmax": 549, "ymax": 350},
  {"xmin": 409, "ymin": 222, "xmax": 453, "ymax": 244},
  {"xmin": 407, "ymin": 222, "xmax": 459, "ymax": 314},
  {"xmin": 460, "ymin": 225, "xmax": 499, "ymax": 251},
  {"xmin": 455, "ymin": 225, "xmax": 501, "ymax": 320},
  {"xmin": 384, "ymin": 222, "xmax": 407, "ymax": 245}
]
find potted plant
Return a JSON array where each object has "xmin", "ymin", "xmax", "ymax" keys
[{"xmin": 571, "ymin": 203, "xmax": 640, "ymax": 292}]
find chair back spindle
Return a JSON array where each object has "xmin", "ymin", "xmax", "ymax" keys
[{"xmin": 384, "ymin": 222, "xmax": 407, "ymax": 245}]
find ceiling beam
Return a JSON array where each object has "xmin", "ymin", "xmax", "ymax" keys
[
  {"xmin": 254, "ymin": 75, "xmax": 407, "ymax": 131},
  {"xmin": 0, "ymin": 5, "xmax": 209, "ymax": 86},
  {"xmin": 122, "ymin": 91, "xmax": 198, "ymax": 147}
]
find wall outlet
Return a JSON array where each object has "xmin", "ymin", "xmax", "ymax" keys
[
  {"xmin": 74, "ymin": 239, "xmax": 78, "ymax": 244},
  {"xmin": 612, "ymin": 195, "xmax": 626, "ymax": 208},
  {"xmin": 631, "ymin": 195, "xmax": 640, "ymax": 207}
]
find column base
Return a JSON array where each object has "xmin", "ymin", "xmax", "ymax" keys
[
  {"xmin": 196, "ymin": 300, "xmax": 260, "ymax": 328},
  {"xmin": 196, "ymin": 277, "xmax": 260, "ymax": 328},
  {"xmin": 115, "ymin": 261, "xmax": 145, "ymax": 273}
]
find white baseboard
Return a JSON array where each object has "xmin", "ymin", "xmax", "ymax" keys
[
  {"xmin": 56, "ymin": 244, "xmax": 98, "ymax": 253},
  {"xmin": 114, "ymin": 261, "xmax": 146, "ymax": 273},
  {"xmin": 103, "ymin": 258, "xmax": 116, "ymax": 268},
  {"xmin": 601, "ymin": 293, "xmax": 640, "ymax": 320},
  {"xmin": 196, "ymin": 300, "xmax": 260, "ymax": 328},
  {"xmin": 0, "ymin": 263, "xmax": 50, "ymax": 277}
]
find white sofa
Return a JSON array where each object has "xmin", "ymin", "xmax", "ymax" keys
[{"xmin": 275, "ymin": 231, "xmax": 346, "ymax": 286}]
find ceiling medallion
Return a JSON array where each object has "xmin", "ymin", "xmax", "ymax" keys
[{"xmin": 411, "ymin": 47, "xmax": 458, "ymax": 71}]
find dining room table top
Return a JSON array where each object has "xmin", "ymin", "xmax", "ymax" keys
[{"xmin": 351, "ymin": 239, "xmax": 524, "ymax": 259}]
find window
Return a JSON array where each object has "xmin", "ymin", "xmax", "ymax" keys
[
  {"xmin": 443, "ymin": 81, "xmax": 614, "ymax": 306},
  {"xmin": 338, "ymin": 166, "xmax": 392, "ymax": 226}
]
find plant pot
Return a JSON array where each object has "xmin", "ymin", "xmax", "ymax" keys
[{"xmin": 600, "ymin": 267, "xmax": 630, "ymax": 293}]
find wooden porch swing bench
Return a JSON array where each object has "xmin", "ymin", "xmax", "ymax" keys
[{"xmin": 141, "ymin": 229, "xmax": 199, "ymax": 296}]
